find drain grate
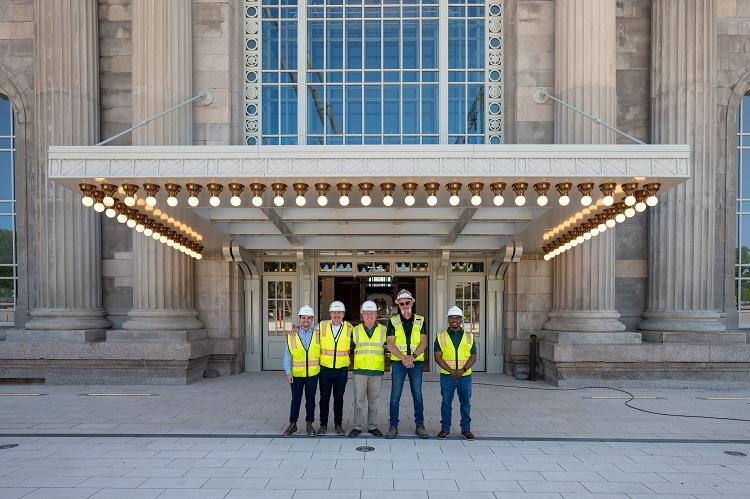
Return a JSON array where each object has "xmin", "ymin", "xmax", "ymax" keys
[
  {"xmin": 724, "ymin": 450, "xmax": 747, "ymax": 457},
  {"xmin": 0, "ymin": 444, "xmax": 19, "ymax": 449},
  {"xmin": 356, "ymin": 446, "xmax": 375, "ymax": 452}
]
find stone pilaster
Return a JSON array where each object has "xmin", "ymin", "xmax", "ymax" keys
[
  {"xmin": 22, "ymin": 0, "xmax": 111, "ymax": 338},
  {"xmin": 639, "ymin": 0, "xmax": 725, "ymax": 335},
  {"xmin": 543, "ymin": 0, "xmax": 630, "ymax": 338},
  {"xmin": 120, "ymin": 0, "xmax": 203, "ymax": 333}
]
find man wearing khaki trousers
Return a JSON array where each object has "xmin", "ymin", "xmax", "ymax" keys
[{"xmin": 349, "ymin": 300, "xmax": 387, "ymax": 438}]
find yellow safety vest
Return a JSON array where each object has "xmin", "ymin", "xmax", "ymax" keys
[
  {"xmin": 353, "ymin": 323, "xmax": 387, "ymax": 372},
  {"xmin": 319, "ymin": 320, "xmax": 352, "ymax": 369},
  {"xmin": 391, "ymin": 314, "xmax": 425, "ymax": 362},
  {"xmin": 437, "ymin": 329, "xmax": 474, "ymax": 376},
  {"xmin": 287, "ymin": 330, "xmax": 321, "ymax": 378}
]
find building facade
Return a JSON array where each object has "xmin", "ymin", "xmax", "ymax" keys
[{"xmin": 0, "ymin": 0, "xmax": 748, "ymax": 385}]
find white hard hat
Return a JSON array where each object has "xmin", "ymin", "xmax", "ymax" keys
[
  {"xmin": 360, "ymin": 300, "xmax": 378, "ymax": 312},
  {"xmin": 447, "ymin": 306, "xmax": 464, "ymax": 317},
  {"xmin": 396, "ymin": 289, "xmax": 414, "ymax": 302},
  {"xmin": 329, "ymin": 300, "xmax": 346, "ymax": 312},
  {"xmin": 298, "ymin": 305, "xmax": 314, "ymax": 317}
]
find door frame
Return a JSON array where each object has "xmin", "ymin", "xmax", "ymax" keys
[{"xmin": 261, "ymin": 275, "xmax": 298, "ymax": 371}]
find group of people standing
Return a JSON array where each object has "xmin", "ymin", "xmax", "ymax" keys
[{"xmin": 282, "ymin": 289, "xmax": 477, "ymax": 440}]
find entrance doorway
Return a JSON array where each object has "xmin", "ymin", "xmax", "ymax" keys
[{"xmin": 319, "ymin": 275, "xmax": 430, "ymax": 370}]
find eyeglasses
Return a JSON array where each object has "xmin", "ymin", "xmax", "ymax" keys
[{"xmin": 397, "ymin": 301, "xmax": 411, "ymax": 306}]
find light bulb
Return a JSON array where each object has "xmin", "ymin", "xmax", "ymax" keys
[
  {"xmin": 537, "ymin": 195, "xmax": 548, "ymax": 207},
  {"xmin": 598, "ymin": 223, "xmax": 607, "ymax": 232},
  {"xmin": 580, "ymin": 195, "xmax": 592, "ymax": 206},
  {"xmin": 404, "ymin": 195, "xmax": 415, "ymax": 207},
  {"xmin": 81, "ymin": 196, "xmax": 94, "ymax": 207},
  {"xmin": 317, "ymin": 195, "xmax": 328, "ymax": 207},
  {"xmin": 144, "ymin": 228, "xmax": 153, "ymax": 237},
  {"xmin": 583, "ymin": 232, "xmax": 592, "ymax": 240},
  {"xmin": 576, "ymin": 235, "xmax": 584, "ymax": 244},
  {"xmin": 136, "ymin": 223, "xmax": 145, "ymax": 232},
  {"xmin": 146, "ymin": 196, "xmax": 157, "ymax": 206},
  {"xmin": 471, "ymin": 195, "xmax": 482, "ymax": 206},
  {"xmin": 625, "ymin": 207, "xmax": 636, "ymax": 218},
  {"xmin": 590, "ymin": 227, "xmax": 600, "ymax": 237},
  {"xmin": 361, "ymin": 195, "xmax": 371, "ymax": 207},
  {"xmin": 514, "ymin": 195, "xmax": 526, "ymax": 207},
  {"xmin": 564, "ymin": 242, "xmax": 571, "ymax": 250},
  {"xmin": 544, "ymin": 254, "xmax": 551, "ymax": 261},
  {"xmin": 117, "ymin": 214, "xmax": 128, "ymax": 224},
  {"xmin": 152, "ymin": 231, "xmax": 161, "ymax": 240},
  {"xmin": 252, "ymin": 196, "xmax": 263, "ymax": 207},
  {"xmin": 209, "ymin": 196, "xmax": 221, "ymax": 207},
  {"xmin": 615, "ymin": 213, "xmax": 626, "ymax": 223},
  {"xmin": 427, "ymin": 195, "xmax": 437, "ymax": 206},
  {"xmin": 493, "ymin": 195, "xmax": 504, "ymax": 206},
  {"xmin": 167, "ymin": 239, "xmax": 174, "ymax": 247},
  {"xmin": 230, "ymin": 195, "xmax": 242, "ymax": 207},
  {"xmin": 296, "ymin": 195, "xmax": 306, "ymax": 207},
  {"xmin": 124, "ymin": 196, "xmax": 136, "ymax": 207},
  {"xmin": 646, "ymin": 195, "xmax": 658, "ymax": 207},
  {"xmin": 274, "ymin": 195, "xmax": 284, "ymax": 207},
  {"xmin": 606, "ymin": 219, "xmax": 616, "ymax": 228},
  {"xmin": 603, "ymin": 195, "xmax": 614, "ymax": 206},
  {"xmin": 94, "ymin": 202, "xmax": 105, "ymax": 213},
  {"xmin": 105, "ymin": 208, "xmax": 116, "ymax": 218},
  {"xmin": 103, "ymin": 196, "xmax": 115, "ymax": 207},
  {"xmin": 570, "ymin": 240, "xmax": 578, "ymax": 247},
  {"xmin": 167, "ymin": 196, "xmax": 179, "ymax": 207},
  {"xmin": 635, "ymin": 202, "xmax": 647, "ymax": 213},
  {"xmin": 340, "ymin": 195, "xmax": 350, "ymax": 207},
  {"xmin": 383, "ymin": 195, "xmax": 394, "ymax": 207},
  {"xmin": 449, "ymin": 194, "xmax": 460, "ymax": 206},
  {"xmin": 159, "ymin": 235, "xmax": 168, "ymax": 243},
  {"xmin": 196, "ymin": 253, "xmax": 203, "ymax": 260},
  {"xmin": 625, "ymin": 194, "xmax": 636, "ymax": 206},
  {"xmin": 558, "ymin": 195, "xmax": 570, "ymax": 206},
  {"xmin": 126, "ymin": 219, "xmax": 136, "ymax": 228},
  {"xmin": 188, "ymin": 196, "xmax": 199, "ymax": 207}
]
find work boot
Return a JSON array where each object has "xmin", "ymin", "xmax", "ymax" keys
[
  {"xmin": 415, "ymin": 426, "xmax": 429, "ymax": 439},
  {"xmin": 368, "ymin": 428, "xmax": 383, "ymax": 437},
  {"xmin": 282, "ymin": 423, "xmax": 297, "ymax": 438},
  {"xmin": 335, "ymin": 424, "xmax": 345, "ymax": 436},
  {"xmin": 437, "ymin": 429, "xmax": 450, "ymax": 440},
  {"xmin": 349, "ymin": 429, "xmax": 362, "ymax": 438},
  {"xmin": 316, "ymin": 425, "xmax": 327, "ymax": 436},
  {"xmin": 461, "ymin": 430, "xmax": 475, "ymax": 441},
  {"xmin": 306, "ymin": 422, "xmax": 316, "ymax": 436},
  {"xmin": 385, "ymin": 426, "xmax": 398, "ymax": 439}
]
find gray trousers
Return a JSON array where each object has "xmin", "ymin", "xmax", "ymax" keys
[{"xmin": 352, "ymin": 373, "xmax": 383, "ymax": 430}]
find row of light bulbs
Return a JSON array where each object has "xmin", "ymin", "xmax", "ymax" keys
[
  {"xmin": 542, "ymin": 183, "xmax": 661, "ymax": 261},
  {"xmin": 77, "ymin": 181, "xmax": 662, "ymax": 209},
  {"xmin": 78, "ymin": 184, "xmax": 204, "ymax": 259}
]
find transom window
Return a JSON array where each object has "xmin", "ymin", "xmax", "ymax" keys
[{"xmin": 0, "ymin": 95, "xmax": 16, "ymax": 325}]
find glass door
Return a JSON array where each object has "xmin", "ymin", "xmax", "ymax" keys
[
  {"xmin": 262, "ymin": 277, "xmax": 297, "ymax": 370},
  {"xmin": 449, "ymin": 276, "xmax": 485, "ymax": 371}
]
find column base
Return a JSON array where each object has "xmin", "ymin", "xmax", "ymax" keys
[
  {"xmin": 5, "ymin": 329, "xmax": 106, "ymax": 342},
  {"xmin": 542, "ymin": 331, "xmax": 642, "ymax": 344},
  {"xmin": 122, "ymin": 309, "xmax": 204, "ymax": 331},
  {"xmin": 543, "ymin": 310, "xmax": 626, "ymax": 333},
  {"xmin": 641, "ymin": 331, "xmax": 746, "ymax": 344},
  {"xmin": 25, "ymin": 309, "xmax": 112, "ymax": 330},
  {"xmin": 107, "ymin": 329, "xmax": 208, "ymax": 343},
  {"xmin": 639, "ymin": 310, "xmax": 727, "ymax": 333}
]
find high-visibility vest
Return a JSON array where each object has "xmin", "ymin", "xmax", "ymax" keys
[
  {"xmin": 352, "ymin": 323, "xmax": 387, "ymax": 372},
  {"xmin": 391, "ymin": 314, "xmax": 425, "ymax": 362},
  {"xmin": 319, "ymin": 320, "xmax": 352, "ymax": 369},
  {"xmin": 437, "ymin": 329, "xmax": 474, "ymax": 376},
  {"xmin": 287, "ymin": 330, "xmax": 321, "ymax": 377}
]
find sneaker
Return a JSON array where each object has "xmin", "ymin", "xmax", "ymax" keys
[
  {"xmin": 335, "ymin": 424, "xmax": 345, "ymax": 436},
  {"xmin": 461, "ymin": 430, "xmax": 475, "ymax": 441},
  {"xmin": 415, "ymin": 426, "xmax": 429, "ymax": 439},
  {"xmin": 368, "ymin": 428, "xmax": 383, "ymax": 437},
  {"xmin": 306, "ymin": 422, "xmax": 316, "ymax": 437},
  {"xmin": 437, "ymin": 430, "xmax": 450, "ymax": 440},
  {"xmin": 282, "ymin": 423, "xmax": 297, "ymax": 438},
  {"xmin": 316, "ymin": 425, "xmax": 327, "ymax": 436},
  {"xmin": 348, "ymin": 429, "xmax": 362, "ymax": 438},
  {"xmin": 385, "ymin": 426, "xmax": 398, "ymax": 439}
]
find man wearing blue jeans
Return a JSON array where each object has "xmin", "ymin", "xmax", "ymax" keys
[
  {"xmin": 385, "ymin": 289, "xmax": 429, "ymax": 439},
  {"xmin": 434, "ymin": 306, "xmax": 477, "ymax": 441}
]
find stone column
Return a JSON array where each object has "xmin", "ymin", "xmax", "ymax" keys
[
  {"xmin": 21, "ymin": 0, "xmax": 111, "ymax": 339},
  {"xmin": 639, "ymin": 0, "xmax": 726, "ymax": 336},
  {"xmin": 542, "ymin": 0, "xmax": 633, "ymax": 340},
  {"xmin": 120, "ymin": 0, "xmax": 203, "ymax": 333}
]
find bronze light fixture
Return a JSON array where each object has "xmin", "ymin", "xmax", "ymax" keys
[
  {"xmin": 293, "ymin": 183, "xmax": 309, "ymax": 207},
  {"xmin": 380, "ymin": 182, "xmax": 396, "ymax": 207},
  {"xmin": 271, "ymin": 182, "xmax": 287, "ymax": 207},
  {"xmin": 446, "ymin": 182, "xmax": 462, "ymax": 206},
  {"xmin": 424, "ymin": 182, "xmax": 440, "ymax": 207},
  {"xmin": 577, "ymin": 182, "xmax": 594, "ymax": 206},
  {"xmin": 228, "ymin": 182, "xmax": 245, "ymax": 207},
  {"xmin": 533, "ymin": 182, "xmax": 550, "ymax": 207},
  {"xmin": 337, "ymin": 182, "xmax": 353, "ymax": 206},
  {"xmin": 599, "ymin": 182, "xmax": 617, "ymax": 206},
  {"xmin": 358, "ymin": 182, "xmax": 375, "ymax": 206},
  {"xmin": 511, "ymin": 182, "xmax": 528, "ymax": 206},
  {"xmin": 490, "ymin": 182, "xmax": 506, "ymax": 206},
  {"xmin": 555, "ymin": 182, "xmax": 572, "ymax": 206},
  {"xmin": 468, "ymin": 182, "xmax": 484, "ymax": 206},
  {"xmin": 402, "ymin": 182, "xmax": 418, "ymax": 207},
  {"xmin": 249, "ymin": 182, "xmax": 266, "ymax": 207}
]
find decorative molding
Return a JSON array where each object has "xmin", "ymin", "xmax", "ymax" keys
[
  {"xmin": 486, "ymin": 0, "xmax": 504, "ymax": 144},
  {"xmin": 243, "ymin": 0, "xmax": 261, "ymax": 146}
]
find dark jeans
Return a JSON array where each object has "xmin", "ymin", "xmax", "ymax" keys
[
  {"xmin": 389, "ymin": 361, "xmax": 424, "ymax": 428},
  {"xmin": 440, "ymin": 373, "xmax": 472, "ymax": 432},
  {"xmin": 318, "ymin": 366, "xmax": 348, "ymax": 426},
  {"xmin": 290, "ymin": 374, "xmax": 318, "ymax": 423}
]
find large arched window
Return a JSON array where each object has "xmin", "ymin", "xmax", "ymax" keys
[
  {"xmin": 736, "ymin": 92, "xmax": 750, "ymax": 327},
  {"xmin": 0, "ymin": 94, "xmax": 15, "ymax": 325}
]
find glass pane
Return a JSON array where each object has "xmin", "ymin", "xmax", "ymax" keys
[
  {"xmin": 448, "ymin": 19, "xmax": 465, "ymax": 69},
  {"xmin": 308, "ymin": 21, "xmax": 325, "ymax": 69},
  {"xmin": 421, "ymin": 20, "xmax": 438, "ymax": 68},
  {"xmin": 383, "ymin": 85, "xmax": 400, "ymax": 135},
  {"xmin": 262, "ymin": 21, "xmax": 279, "ymax": 70},
  {"xmin": 308, "ymin": 86, "xmax": 325, "ymax": 134},
  {"xmin": 326, "ymin": 21, "xmax": 344, "ymax": 69},
  {"xmin": 448, "ymin": 85, "xmax": 465, "ymax": 135},
  {"xmin": 0, "ymin": 151, "xmax": 13, "ymax": 201},
  {"xmin": 326, "ymin": 85, "xmax": 344, "ymax": 134},
  {"xmin": 280, "ymin": 86, "xmax": 297, "ymax": 135},
  {"xmin": 402, "ymin": 20, "xmax": 419, "ymax": 69},
  {"xmin": 364, "ymin": 86, "xmax": 381, "ymax": 134},
  {"xmin": 346, "ymin": 21, "xmax": 363, "ymax": 69},
  {"xmin": 466, "ymin": 19, "xmax": 484, "ymax": 69},
  {"xmin": 0, "ymin": 278, "xmax": 14, "ymax": 306},
  {"xmin": 382, "ymin": 20, "xmax": 400, "ymax": 69},
  {"xmin": 364, "ymin": 21, "xmax": 381, "ymax": 69},
  {"xmin": 0, "ymin": 97, "xmax": 11, "ymax": 136},
  {"xmin": 345, "ymin": 86, "xmax": 363, "ymax": 134},
  {"xmin": 280, "ymin": 21, "xmax": 297, "ymax": 68}
]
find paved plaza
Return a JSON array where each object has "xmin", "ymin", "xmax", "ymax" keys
[{"xmin": 0, "ymin": 373, "xmax": 749, "ymax": 498}]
